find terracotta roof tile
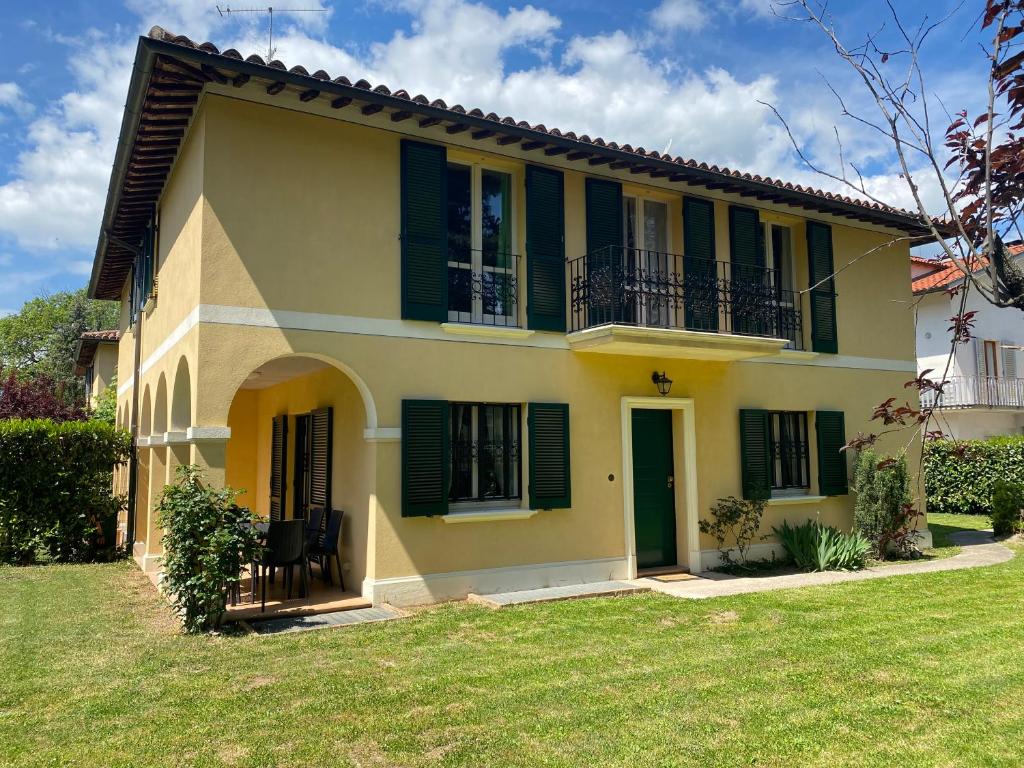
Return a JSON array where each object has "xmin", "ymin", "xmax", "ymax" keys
[
  {"xmin": 144, "ymin": 25, "xmax": 929, "ymax": 221},
  {"xmin": 80, "ymin": 330, "xmax": 121, "ymax": 342}
]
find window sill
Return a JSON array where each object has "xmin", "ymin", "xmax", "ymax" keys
[
  {"xmin": 441, "ymin": 323, "xmax": 535, "ymax": 340},
  {"xmin": 143, "ymin": 296, "xmax": 157, "ymax": 315},
  {"xmin": 442, "ymin": 508, "xmax": 539, "ymax": 524},
  {"xmin": 766, "ymin": 494, "xmax": 827, "ymax": 506}
]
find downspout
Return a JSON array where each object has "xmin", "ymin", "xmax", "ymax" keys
[{"xmin": 125, "ymin": 309, "xmax": 143, "ymax": 552}]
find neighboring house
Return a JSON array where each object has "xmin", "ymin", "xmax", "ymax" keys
[
  {"xmin": 73, "ymin": 330, "xmax": 120, "ymax": 408},
  {"xmin": 90, "ymin": 27, "xmax": 935, "ymax": 605},
  {"xmin": 912, "ymin": 249, "xmax": 1024, "ymax": 439}
]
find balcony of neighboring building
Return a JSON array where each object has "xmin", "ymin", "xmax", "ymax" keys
[
  {"xmin": 565, "ymin": 247, "xmax": 805, "ymax": 360},
  {"xmin": 921, "ymin": 375, "xmax": 1024, "ymax": 411}
]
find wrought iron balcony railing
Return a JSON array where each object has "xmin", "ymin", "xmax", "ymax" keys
[
  {"xmin": 567, "ymin": 246, "xmax": 804, "ymax": 349},
  {"xmin": 919, "ymin": 375, "xmax": 1024, "ymax": 410},
  {"xmin": 447, "ymin": 248, "xmax": 520, "ymax": 327}
]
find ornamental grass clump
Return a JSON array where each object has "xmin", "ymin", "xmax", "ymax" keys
[
  {"xmin": 774, "ymin": 518, "xmax": 871, "ymax": 572},
  {"xmin": 157, "ymin": 465, "xmax": 262, "ymax": 633}
]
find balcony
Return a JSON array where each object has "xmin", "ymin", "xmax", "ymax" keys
[
  {"xmin": 920, "ymin": 376, "xmax": 1024, "ymax": 411},
  {"xmin": 566, "ymin": 247, "xmax": 804, "ymax": 361}
]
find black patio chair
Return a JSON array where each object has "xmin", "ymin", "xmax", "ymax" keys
[
  {"xmin": 308, "ymin": 509, "xmax": 344, "ymax": 591},
  {"xmin": 252, "ymin": 518, "xmax": 307, "ymax": 612},
  {"xmin": 305, "ymin": 506, "xmax": 325, "ymax": 549}
]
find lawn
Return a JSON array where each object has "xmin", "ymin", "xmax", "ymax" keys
[{"xmin": 1, "ymin": 518, "xmax": 1021, "ymax": 768}]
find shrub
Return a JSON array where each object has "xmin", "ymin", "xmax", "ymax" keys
[
  {"xmin": 157, "ymin": 465, "xmax": 262, "ymax": 633},
  {"xmin": 699, "ymin": 496, "xmax": 766, "ymax": 568},
  {"xmin": 0, "ymin": 367, "xmax": 87, "ymax": 422},
  {"xmin": 0, "ymin": 419, "xmax": 130, "ymax": 564},
  {"xmin": 924, "ymin": 436, "xmax": 1024, "ymax": 516},
  {"xmin": 774, "ymin": 518, "xmax": 871, "ymax": 572},
  {"xmin": 991, "ymin": 480, "xmax": 1024, "ymax": 537},
  {"xmin": 853, "ymin": 450, "xmax": 922, "ymax": 560}
]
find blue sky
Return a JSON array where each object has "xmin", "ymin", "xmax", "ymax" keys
[{"xmin": 0, "ymin": 0, "xmax": 988, "ymax": 316}]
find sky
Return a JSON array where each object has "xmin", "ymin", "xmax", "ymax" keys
[{"xmin": 0, "ymin": 0, "xmax": 991, "ymax": 317}]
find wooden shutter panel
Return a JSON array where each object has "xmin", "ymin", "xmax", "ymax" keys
[
  {"xmin": 526, "ymin": 165, "xmax": 566, "ymax": 331},
  {"xmin": 806, "ymin": 221, "xmax": 838, "ymax": 353},
  {"xmin": 683, "ymin": 197, "xmax": 718, "ymax": 331},
  {"xmin": 401, "ymin": 400, "xmax": 450, "ymax": 517},
  {"xmin": 309, "ymin": 407, "xmax": 333, "ymax": 511},
  {"xmin": 1003, "ymin": 342, "xmax": 1018, "ymax": 379},
  {"xmin": 585, "ymin": 178, "xmax": 623, "ymax": 325},
  {"xmin": 270, "ymin": 415, "xmax": 288, "ymax": 521},
  {"xmin": 528, "ymin": 403, "xmax": 571, "ymax": 510},
  {"xmin": 815, "ymin": 410, "xmax": 848, "ymax": 496},
  {"xmin": 739, "ymin": 409, "xmax": 771, "ymax": 501},
  {"xmin": 729, "ymin": 205, "xmax": 766, "ymax": 335},
  {"xmin": 401, "ymin": 140, "xmax": 448, "ymax": 321}
]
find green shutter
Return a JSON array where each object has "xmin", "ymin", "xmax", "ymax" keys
[
  {"xmin": 729, "ymin": 205, "xmax": 766, "ymax": 335},
  {"xmin": 683, "ymin": 197, "xmax": 718, "ymax": 331},
  {"xmin": 401, "ymin": 400, "xmax": 450, "ymax": 517},
  {"xmin": 526, "ymin": 165, "xmax": 566, "ymax": 331},
  {"xmin": 585, "ymin": 178, "xmax": 623, "ymax": 325},
  {"xmin": 806, "ymin": 221, "xmax": 838, "ymax": 353},
  {"xmin": 401, "ymin": 140, "xmax": 448, "ymax": 321},
  {"xmin": 309, "ymin": 407, "xmax": 333, "ymax": 511},
  {"xmin": 739, "ymin": 409, "xmax": 771, "ymax": 501},
  {"xmin": 528, "ymin": 402, "xmax": 571, "ymax": 510},
  {"xmin": 270, "ymin": 415, "xmax": 288, "ymax": 521},
  {"xmin": 815, "ymin": 410, "xmax": 848, "ymax": 496}
]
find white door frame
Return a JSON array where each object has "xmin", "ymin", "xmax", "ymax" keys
[{"xmin": 621, "ymin": 396, "xmax": 700, "ymax": 577}]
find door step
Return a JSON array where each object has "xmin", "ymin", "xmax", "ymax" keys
[
  {"xmin": 468, "ymin": 580, "xmax": 649, "ymax": 609},
  {"xmin": 637, "ymin": 565, "xmax": 691, "ymax": 579}
]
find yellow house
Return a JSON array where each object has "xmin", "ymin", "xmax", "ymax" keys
[
  {"xmin": 91, "ymin": 27, "xmax": 934, "ymax": 606},
  {"xmin": 74, "ymin": 330, "xmax": 120, "ymax": 409}
]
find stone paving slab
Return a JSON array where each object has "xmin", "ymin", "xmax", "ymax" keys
[
  {"xmin": 637, "ymin": 530, "xmax": 1013, "ymax": 600},
  {"xmin": 468, "ymin": 580, "xmax": 649, "ymax": 608},
  {"xmin": 251, "ymin": 605, "xmax": 406, "ymax": 635}
]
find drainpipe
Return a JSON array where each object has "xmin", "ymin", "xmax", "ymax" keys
[{"xmin": 125, "ymin": 309, "xmax": 143, "ymax": 552}]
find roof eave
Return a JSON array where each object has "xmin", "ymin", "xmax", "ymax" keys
[{"xmin": 88, "ymin": 37, "xmax": 158, "ymax": 300}]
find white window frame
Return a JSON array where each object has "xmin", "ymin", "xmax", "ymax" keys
[{"xmin": 446, "ymin": 163, "xmax": 518, "ymax": 326}]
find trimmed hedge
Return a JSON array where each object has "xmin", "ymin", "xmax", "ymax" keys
[
  {"xmin": 923, "ymin": 435, "xmax": 1024, "ymax": 516},
  {"xmin": 0, "ymin": 419, "xmax": 131, "ymax": 564}
]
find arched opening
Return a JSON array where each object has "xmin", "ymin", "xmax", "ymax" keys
[
  {"xmin": 224, "ymin": 354, "xmax": 375, "ymax": 609},
  {"xmin": 153, "ymin": 374, "xmax": 168, "ymax": 436},
  {"xmin": 140, "ymin": 386, "xmax": 152, "ymax": 437},
  {"xmin": 171, "ymin": 356, "xmax": 192, "ymax": 432}
]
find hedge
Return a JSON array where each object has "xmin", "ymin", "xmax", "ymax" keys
[
  {"xmin": 0, "ymin": 419, "xmax": 131, "ymax": 564},
  {"xmin": 923, "ymin": 435, "xmax": 1024, "ymax": 516}
]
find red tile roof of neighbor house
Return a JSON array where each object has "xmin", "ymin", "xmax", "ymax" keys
[
  {"xmin": 910, "ymin": 244, "xmax": 1024, "ymax": 294},
  {"xmin": 88, "ymin": 26, "xmax": 951, "ymax": 301},
  {"xmin": 74, "ymin": 330, "xmax": 120, "ymax": 374}
]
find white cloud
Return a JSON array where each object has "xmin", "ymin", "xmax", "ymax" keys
[
  {"xmin": 0, "ymin": 82, "xmax": 34, "ymax": 120},
  {"xmin": 650, "ymin": 0, "xmax": 709, "ymax": 32}
]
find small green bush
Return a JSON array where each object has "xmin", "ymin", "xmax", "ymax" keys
[
  {"xmin": 853, "ymin": 450, "xmax": 921, "ymax": 559},
  {"xmin": 924, "ymin": 436, "xmax": 1024, "ymax": 515},
  {"xmin": 0, "ymin": 418, "xmax": 130, "ymax": 564},
  {"xmin": 991, "ymin": 480, "xmax": 1024, "ymax": 537},
  {"xmin": 774, "ymin": 518, "xmax": 871, "ymax": 572},
  {"xmin": 699, "ymin": 496, "xmax": 766, "ymax": 568},
  {"xmin": 157, "ymin": 465, "xmax": 262, "ymax": 633}
]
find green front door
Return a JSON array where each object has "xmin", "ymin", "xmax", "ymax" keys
[{"xmin": 631, "ymin": 409, "xmax": 677, "ymax": 569}]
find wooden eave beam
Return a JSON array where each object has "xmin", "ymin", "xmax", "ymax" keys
[
  {"xmin": 497, "ymin": 135, "xmax": 521, "ymax": 146},
  {"xmin": 544, "ymin": 146, "xmax": 568, "ymax": 156},
  {"xmin": 147, "ymin": 95, "xmax": 199, "ymax": 106},
  {"xmin": 566, "ymin": 151, "xmax": 590, "ymax": 161},
  {"xmin": 299, "ymin": 89, "xmax": 319, "ymax": 102},
  {"xmin": 391, "ymin": 110, "xmax": 413, "ymax": 122},
  {"xmin": 361, "ymin": 103, "xmax": 384, "ymax": 116},
  {"xmin": 589, "ymin": 157, "xmax": 612, "ymax": 166},
  {"xmin": 521, "ymin": 140, "xmax": 546, "ymax": 151},
  {"xmin": 232, "ymin": 73, "xmax": 250, "ymax": 87},
  {"xmin": 418, "ymin": 116, "xmax": 440, "ymax": 127},
  {"xmin": 201, "ymin": 65, "xmax": 228, "ymax": 85},
  {"xmin": 266, "ymin": 82, "xmax": 286, "ymax": 95},
  {"xmin": 331, "ymin": 96, "xmax": 352, "ymax": 109},
  {"xmin": 609, "ymin": 161, "xmax": 631, "ymax": 170},
  {"xmin": 446, "ymin": 123, "xmax": 469, "ymax": 134},
  {"xmin": 472, "ymin": 129, "xmax": 495, "ymax": 140}
]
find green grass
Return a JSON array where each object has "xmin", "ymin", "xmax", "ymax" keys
[
  {"xmin": 2, "ymin": 550, "xmax": 1024, "ymax": 768},
  {"xmin": 927, "ymin": 512, "xmax": 992, "ymax": 556}
]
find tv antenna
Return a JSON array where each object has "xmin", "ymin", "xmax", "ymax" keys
[{"xmin": 215, "ymin": 5, "xmax": 327, "ymax": 62}]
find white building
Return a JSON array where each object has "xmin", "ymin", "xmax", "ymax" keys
[{"xmin": 912, "ymin": 249, "xmax": 1024, "ymax": 439}]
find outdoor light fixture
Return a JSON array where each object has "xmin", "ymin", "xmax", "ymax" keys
[{"xmin": 651, "ymin": 371, "xmax": 673, "ymax": 397}]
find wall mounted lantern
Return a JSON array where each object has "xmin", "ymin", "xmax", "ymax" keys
[{"xmin": 651, "ymin": 371, "xmax": 673, "ymax": 397}]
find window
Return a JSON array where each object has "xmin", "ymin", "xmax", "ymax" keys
[
  {"xmin": 984, "ymin": 339, "xmax": 1000, "ymax": 378},
  {"xmin": 449, "ymin": 403, "xmax": 521, "ymax": 504},
  {"xmin": 767, "ymin": 411, "xmax": 810, "ymax": 492},
  {"xmin": 446, "ymin": 163, "xmax": 516, "ymax": 325},
  {"xmin": 623, "ymin": 195, "xmax": 671, "ymax": 326},
  {"xmin": 765, "ymin": 223, "xmax": 800, "ymax": 349}
]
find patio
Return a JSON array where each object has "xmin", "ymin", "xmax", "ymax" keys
[{"xmin": 224, "ymin": 568, "xmax": 370, "ymax": 622}]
